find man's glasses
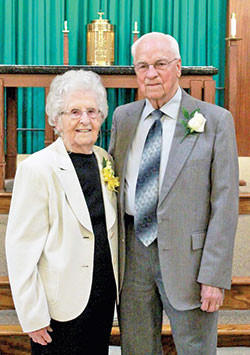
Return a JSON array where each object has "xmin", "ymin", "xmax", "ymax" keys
[
  {"xmin": 60, "ymin": 108, "xmax": 101, "ymax": 120},
  {"xmin": 134, "ymin": 58, "xmax": 178, "ymax": 73}
]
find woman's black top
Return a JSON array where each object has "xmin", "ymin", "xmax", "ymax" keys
[{"xmin": 69, "ymin": 152, "xmax": 116, "ymax": 304}]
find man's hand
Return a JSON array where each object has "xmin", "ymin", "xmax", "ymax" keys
[
  {"xmin": 200, "ymin": 284, "xmax": 224, "ymax": 312},
  {"xmin": 28, "ymin": 325, "xmax": 53, "ymax": 345}
]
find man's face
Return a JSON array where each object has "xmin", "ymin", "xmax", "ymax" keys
[{"xmin": 134, "ymin": 37, "xmax": 181, "ymax": 108}]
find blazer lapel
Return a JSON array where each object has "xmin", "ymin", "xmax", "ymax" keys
[
  {"xmin": 159, "ymin": 91, "xmax": 200, "ymax": 207},
  {"xmin": 53, "ymin": 138, "xmax": 93, "ymax": 233},
  {"xmin": 93, "ymin": 147, "xmax": 117, "ymax": 231}
]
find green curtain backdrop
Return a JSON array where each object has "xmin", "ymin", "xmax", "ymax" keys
[{"xmin": 0, "ymin": 0, "xmax": 227, "ymax": 153}]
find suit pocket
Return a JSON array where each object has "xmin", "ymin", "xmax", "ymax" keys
[
  {"xmin": 185, "ymin": 158, "xmax": 211, "ymax": 168},
  {"xmin": 191, "ymin": 231, "xmax": 206, "ymax": 250},
  {"xmin": 38, "ymin": 265, "xmax": 60, "ymax": 305}
]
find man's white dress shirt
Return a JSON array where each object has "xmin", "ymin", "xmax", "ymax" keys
[{"xmin": 125, "ymin": 87, "xmax": 182, "ymax": 216}]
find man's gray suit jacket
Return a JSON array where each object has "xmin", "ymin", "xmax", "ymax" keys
[{"xmin": 109, "ymin": 89, "xmax": 239, "ymax": 311}]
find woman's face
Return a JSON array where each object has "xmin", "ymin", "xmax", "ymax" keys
[{"xmin": 56, "ymin": 90, "xmax": 103, "ymax": 154}]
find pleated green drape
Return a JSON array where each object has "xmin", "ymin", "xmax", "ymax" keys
[{"xmin": 0, "ymin": 0, "xmax": 227, "ymax": 153}]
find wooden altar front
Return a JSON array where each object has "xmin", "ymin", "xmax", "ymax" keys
[{"xmin": 0, "ymin": 65, "xmax": 218, "ymax": 191}]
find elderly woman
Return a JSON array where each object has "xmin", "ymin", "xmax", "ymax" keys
[{"xmin": 5, "ymin": 70, "xmax": 119, "ymax": 355}]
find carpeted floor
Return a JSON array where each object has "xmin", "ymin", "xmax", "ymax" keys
[{"xmin": 109, "ymin": 346, "xmax": 250, "ymax": 354}]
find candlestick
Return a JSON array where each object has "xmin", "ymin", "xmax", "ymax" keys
[
  {"xmin": 231, "ymin": 13, "xmax": 236, "ymax": 38},
  {"xmin": 63, "ymin": 20, "xmax": 69, "ymax": 64}
]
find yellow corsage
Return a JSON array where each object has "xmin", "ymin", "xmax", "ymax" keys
[{"xmin": 102, "ymin": 157, "xmax": 120, "ymax": 192}]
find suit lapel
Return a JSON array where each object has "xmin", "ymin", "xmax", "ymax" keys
[
  {"xmin": 119, "ymin": 100, "xmax": 145, "ymax": 183},
  {"xmin": 159, "ymin": 91, "xmax": 199, "ymax": 206},
  {"xmin": 53, "ymin": 138, "xmax": 93, "ymax": 233},
  {"xmin": 117, "ymin": 100, "xmax": 145, "ymax": 216},
  {"xmin": 93, "ymin": 147, "xmax": 116, "ymax": 231}
]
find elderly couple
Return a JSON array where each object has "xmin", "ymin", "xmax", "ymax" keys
[{"xmin": 6, "ymin": 32, "xmax": 238, "ymax": 355}]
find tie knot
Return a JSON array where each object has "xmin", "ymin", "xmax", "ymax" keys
[{"xmin": 151, "ymin": 109, "xmax": 163, "ymax": 121}]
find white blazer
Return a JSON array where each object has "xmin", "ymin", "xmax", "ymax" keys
[{"xmin": 5, "ymin": 138, "xmax": 118, "ymax": 332}]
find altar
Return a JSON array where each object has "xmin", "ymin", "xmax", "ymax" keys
[{"xmin": 0, "ymin": 64, "xmax": 218, "ymax": 191}]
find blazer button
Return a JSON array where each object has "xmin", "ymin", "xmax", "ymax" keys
[
  {"xmin": 82, "ymin": 236, "xmax": 89, "ymax": 239},
  {"xmin": 109, "ymin": 232, "xmax": 115, "ymax": 239}
]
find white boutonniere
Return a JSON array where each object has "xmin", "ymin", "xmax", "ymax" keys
[
  {"xmin": 101, "ymin": 157, "xmax": 120, "ymax": 192},
  {"xmin": 180, "ymin": 108, "xmax": 206, "ymax": 143}
]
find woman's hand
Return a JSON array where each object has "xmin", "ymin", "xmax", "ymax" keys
[{"xmin": 28, "ymin": 325, "xmax": 53, "ymax": 345}]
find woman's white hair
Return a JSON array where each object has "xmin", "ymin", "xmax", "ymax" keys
[
  {"xmin": 46, "ymin": 70, "xmax": 108, "ymax": 133},
  {"xmin": 131, "ymin": 32, "xmax": 180, "ymax": 61}
]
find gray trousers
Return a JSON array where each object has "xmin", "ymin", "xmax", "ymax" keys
[{"xmin": 119, "ymin": 215, "xmax": 218, "ymax": 355}]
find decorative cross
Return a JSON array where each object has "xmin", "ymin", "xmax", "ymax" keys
[{"xmin": 98, "ymin": 12, "xmax": 104, "ymax": 19}]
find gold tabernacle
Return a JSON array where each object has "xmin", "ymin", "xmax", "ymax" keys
[{"xmin": 87, "ymin": 12, "xmax": 114, "ymax": 66}]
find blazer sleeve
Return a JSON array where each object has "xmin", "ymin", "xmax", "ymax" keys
[
  {"xmin": 197, "ymin": 110, "xmax": 239, "ymax": 289},
  {"xmin": 5, "ymin": 160, "xmax": 51, "ymax": 332},
  {"xmin": 108, "ymin": 107, "xmax": 118, "ymax": 158}
]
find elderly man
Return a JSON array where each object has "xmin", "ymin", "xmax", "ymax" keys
[{"xmin": 109, "ymin": 32, "xmax": 238, "ymax": 354}]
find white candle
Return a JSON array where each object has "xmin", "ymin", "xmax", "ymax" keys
[
  {"xmin": 231, "ymin": 13, "xmax": 236, "ymax": 37},
  {"xmin": 64, "ymin": 20, "xmax": 68, "ymax": 31},
  {"xmin": 134, "ymin": 21, "xmax": 138, "ymax": 32}
]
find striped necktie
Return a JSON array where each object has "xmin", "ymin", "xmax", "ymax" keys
[{"xmin": 134, "ymin": 109, "xmax": 163, "ymax": 247}]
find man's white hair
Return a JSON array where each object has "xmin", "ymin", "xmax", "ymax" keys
[{"xmin": 131, "ymin": 32, "xmax": 181, "ymax": 61}]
